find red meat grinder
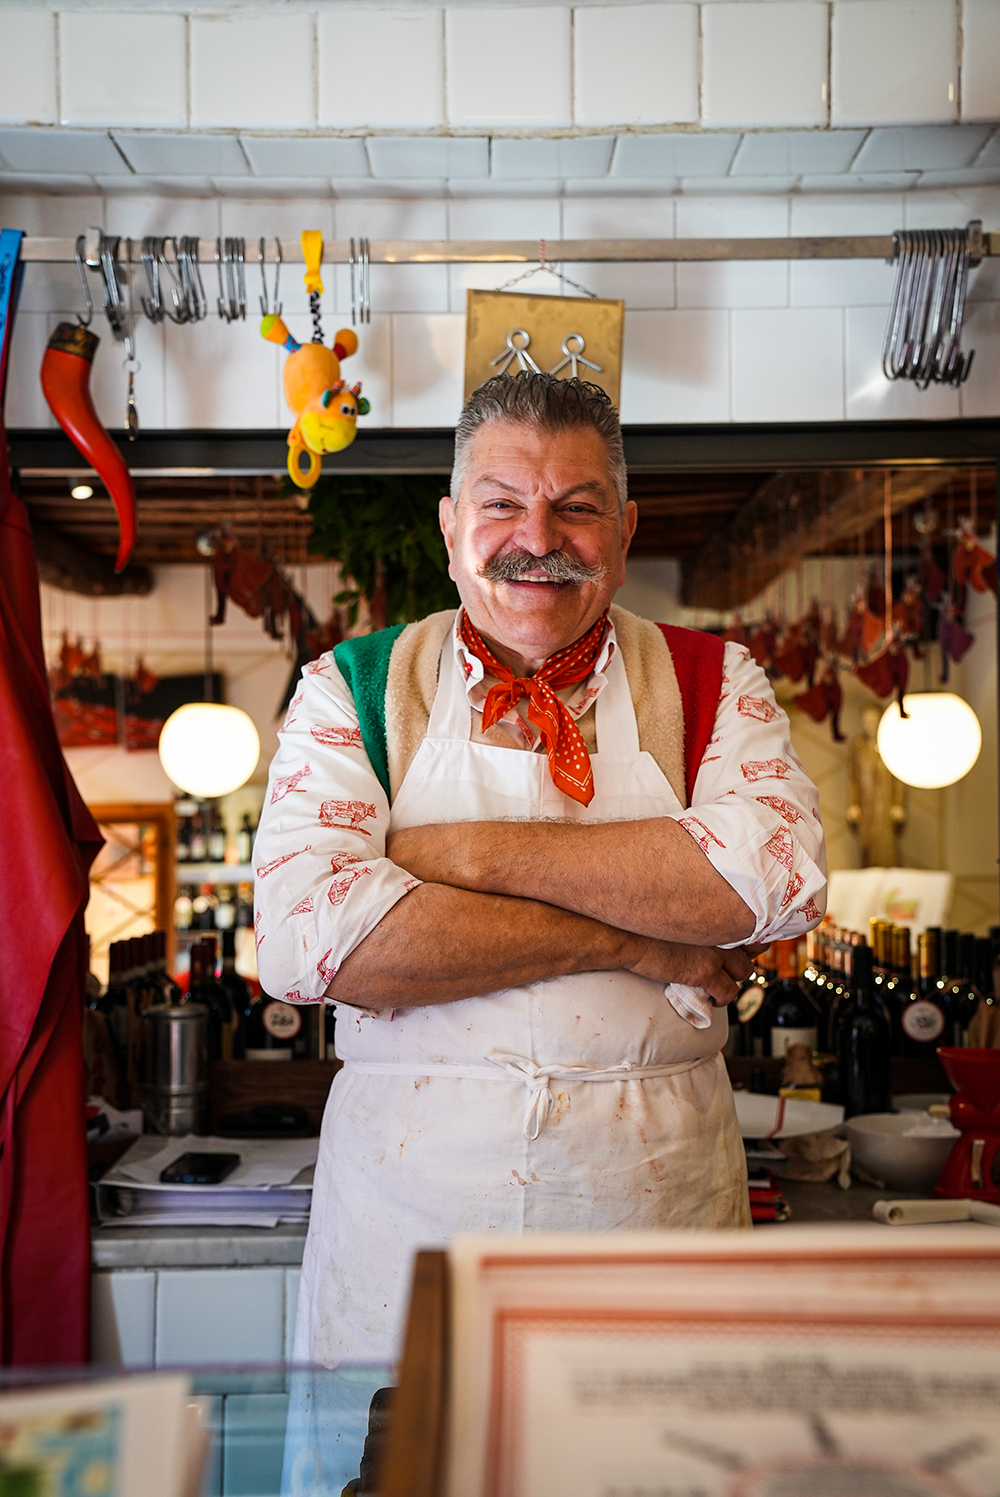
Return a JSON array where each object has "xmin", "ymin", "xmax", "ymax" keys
[{"xmin": 933, "ymin": 1047, "xmax": 1000, "ymax": 1205}]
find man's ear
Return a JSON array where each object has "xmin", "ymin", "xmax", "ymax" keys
[
  {"xmin": 621, "ymin": 499, "xmax": 638, "ymax": 559},
  {"xmin": 439, "ymin": 495, "xmax": 456, "ymax": 563}
]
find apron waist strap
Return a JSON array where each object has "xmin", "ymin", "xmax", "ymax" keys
[{"xmin": 341, "ymin": 1051, "xmax": 712, "ymax": 1142}]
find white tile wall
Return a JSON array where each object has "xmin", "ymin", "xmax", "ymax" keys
[
  {"xmin": 447, "ymin": 195, "xmax": 562, "ymax": 306},
  {"xmin": 845, "ymin": 303, "xmax": 961, "ymax": 421},
  {"xmin": 491, "ymin": 138, "xmax": 614, "ymax": 180},
  {"xmin": 91, "ymin": 1271, "xmax": 155, "ymax": 1367},
  {"xmin": 163, "ymin": 316, "xmax": 281, "ymax": 430},
  {"xmin": 959, "ymin": 299, "xmax": 1000, "ymax": 418},
  {"xmin": 334, "ymin": 198, "xmax": 449, "ymax": 315},
  {"xmin": 446, "ymin": 8, "xmax": 572, "ymax": 129},
  {"xmin": 4, "ymin": 182, "xmax": 1000, "ymax": 434},
  {"xmin": 562, "ymin": 194, "xmax": 677, "ymax": 309},
  {"xmin": 0, "ymin": 10, "xmax": 56, "ymax": 126},
  {"xmin": 679, "ymin": 194, "xmax": 790, "ymax": 311},
  {"xmin": 366, "ymin": 137, "xmax": 488, "ymax": 182},
  {"xmin": 731, "ymin": 307, "xmax": 845, "ymax": 422},
  {"xmin": 113, "ymin": 134, "xmax": 248, "ymax": 180},
  {"xmin": 5, "ymin": 311, "xmax": 57, "ymax": 428},
  {"xmin": 156, "ymin": 1268, "xmax": 285, "ymax": 1365},
  {"xmin": 573, "ymin": 5, "xmax": 698, "ymax": 127},
  {"xmin": 391, "ymin": 312, "xmax": 464, "ymax": 426},
  {"xmin": 60, "ymin": 12, "xmax": 186, "ymax": 129},
  {"xmin": 318, "ymin": 10, "xmax": 443, "ymax": 130},
  {"xmin": 702, "ymin": 3, "xmax": 828, "ymax": 129},
  {"xmin": 831, "ymin": 0, "xmax": 957, "ymax": 127},
  {"xmin": 240, "ymin": 137, "xmax": 370, "ymax": 180},
  {"xmin": 962, "ymin": 0, "xmax": 1000, "ymax": 123},
  {"xmin": 789, "ymin": 193, "xmax": 904, "ymax": 307},
  {"xmin": 190, "ymin": 13, "xmax": 316, "ymax": 132},
  {"xmin": 0, "ymin": 128, "xmax": 128, "ymax": 176},
  {"xmin": 612, "ymin": 135, "xmax": 741, "ymax": 179},
  {"xmin": 619, "ymin": 308, "xmax": 730, "ymax": 423},
  {"xmin": 676, "ymin": 196, "xmax": 790, "ymax": 310}
]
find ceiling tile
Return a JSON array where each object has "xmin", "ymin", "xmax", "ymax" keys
[
  {"xmin": 730, "ymin": 130, "xmax": 867, "ymax": 176},
  {"xmin": 680, "ymin": 174, "xmax": 799, "ymax": 194},
  {"xmin": 210, "ymin": 176, "xmax": 333, "ymax": 198},
  {"xmin": 240, "ymin": 135, "xmax": 370, "ymax": 178},
  {"xmin": 491, "ymin": 136, "xmax": 614, "ymax": 180},
  {"xmin": 95, "ymin": 175, "xmax": 213, "ymax": 196},
  {"xmin": 0, "ymin": 173, "xmax": 96, "ymax": 194},
  {"xmin": 914, "ymin": 167, "xmax": 1000, "ymax": 189},
  {"xmin": 450, "ymin": 176, "xmax": 564, "ymax": 197},
  {"xmin": 0, "ymin": 127, "xmax": 129, "ymax": 174},
  {"xmin": 798, "ymin": 171, "xmax": 921, "ymax": 192},
  {"xmin": 612, "ymin": 134, "xmax": 740, "ymax": 178},
  {"xmin": 972, "ymin": 129, "xmax": 1000, "ymax": 169},
  {"xmin": 113, "ymin": 132, "xmax": 248, "ymax": 177},
  {"xmin": 332, "ymin": 177, "xmax": 447, "ymax": 199},
  {"xmin": 366, "ymin": 136, "xmax": 489, "ymax": 179},
  {"xmin": 852, "ymin": 125, "xmax": 994, "ymax": 173}
]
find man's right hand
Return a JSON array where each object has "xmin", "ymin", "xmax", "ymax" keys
[{"xmin": 621, "ymin": 935, "xmax": 753, "ymax": 1006}]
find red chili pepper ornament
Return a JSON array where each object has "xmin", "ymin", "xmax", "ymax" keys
[{"xmin": 40, "ymin": 322, "xmax": 136, "ymax": 572}]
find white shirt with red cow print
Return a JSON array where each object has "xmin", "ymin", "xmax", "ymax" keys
[{"xmin": 253, "ymin": 625, "xmax": 826, "ymax": 1006}]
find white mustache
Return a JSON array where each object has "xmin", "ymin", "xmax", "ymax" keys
[{"xmin": 478, "ymin": 549, "xmax": 607, "ymax": 584}]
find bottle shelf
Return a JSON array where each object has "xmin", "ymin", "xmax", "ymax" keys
[{"xmin": 177, "ymin": 863, "xmax": 254, "ymax": 884}]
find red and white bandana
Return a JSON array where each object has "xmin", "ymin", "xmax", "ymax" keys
[{"xmin": 458, "ymin": 609, "xmax": 610, "ymax": 805}]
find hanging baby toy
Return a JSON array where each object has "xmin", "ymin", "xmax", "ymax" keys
[{"xmin": 261, "ymin": 230, "xmax": 370, "ymax": 489}]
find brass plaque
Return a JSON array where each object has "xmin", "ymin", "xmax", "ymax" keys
[{"xmin": 464, "ymin": 289, "xmax": 624, "ymax": 408}]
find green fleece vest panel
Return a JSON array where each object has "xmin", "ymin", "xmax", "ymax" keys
[{"xmin": 332, "ymin": 625, "xmax": 405, "ymax": 800}]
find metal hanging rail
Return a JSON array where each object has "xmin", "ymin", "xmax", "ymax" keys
[{"xmin": 17, "ymin": 227, "xmax": 1000, "ymax": 266}]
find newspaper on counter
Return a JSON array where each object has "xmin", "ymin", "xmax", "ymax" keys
[{"xmin": 95, "ymin": 1134, "xmax": 317, "ymax": 1227}]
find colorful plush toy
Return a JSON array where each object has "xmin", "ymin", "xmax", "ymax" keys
[{"xmin": 261, "ymin": 231, "xmax": 370, "ymax": 489}]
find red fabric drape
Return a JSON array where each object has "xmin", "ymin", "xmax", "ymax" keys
[
  {"xmin": 0, "ymin": 230, "xmax": 103, "ymax": 1364},
  {"xmin": 656, "ymin": 624, "xmax": 726, "ymax": 807}
]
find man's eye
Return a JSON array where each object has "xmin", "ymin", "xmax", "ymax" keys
[{"xmin": 486, "ymin": 499, "xmax": 515, "ymax": 511}]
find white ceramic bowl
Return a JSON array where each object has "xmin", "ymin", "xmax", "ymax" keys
[{"xmin": 845, "ymin": 1111, "xmax": 960, "ymax": 1192}]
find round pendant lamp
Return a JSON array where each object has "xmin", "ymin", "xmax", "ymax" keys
[
  {"xmin": 876, "ymin": 692, "xmax": 982, "ymax": 789},
  {"xmin": 158, "ymin": 702, "xmax": 261, "ymax": 799}
]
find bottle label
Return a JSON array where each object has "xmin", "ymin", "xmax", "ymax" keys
[
  {"xmin": 737, "ymin": 987, "xmax": 764, "ymax": 1024},
  {"xmin": 771, "ymin": 1026, "xmax": 817, "ymax": 1058},
  {"xmin": 263, "ymin": 1001, "xmax": 302, "ymax": 1040},
  {"xmin": 902, "ymin": 1000, "xmax": 945, "ymax": 1043}
]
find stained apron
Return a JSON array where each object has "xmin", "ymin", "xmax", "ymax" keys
[{"xmin": 294, "ymin": 639, "xmax": 749, "ymax": 1365}]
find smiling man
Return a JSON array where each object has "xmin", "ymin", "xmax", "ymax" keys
[{"xmin": 254, "ymin": 374, "xmax": 827, "ymax": 1367}]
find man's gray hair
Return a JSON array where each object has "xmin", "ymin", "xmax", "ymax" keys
[{"xmin": 450, "ymin": 373, "xmax": 628, "ymax": 514}]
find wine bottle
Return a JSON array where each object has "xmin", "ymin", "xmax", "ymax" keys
[
  {"xmin": 218, "ymin": 928, "xmax": 251, "ymax": 1060},
  {"xmin": 236, "ymin": 812, "xmax": 254, "ymax": 865},
  {"xmin": 208, "ymin": 805, "xmax": 227, "ymax": 863},
  {"xmin": 940, "ymin": 928, "xmax": 959, "ymax": 986},
  {"xmin": 189, "ymin": 805, "xmax": 207, "ymax": 863},
  {"xmin": 244, "ymin": 991, "xmax": 302, "ymax": 1061},
  {"xmin": 945, "ymin": 933, "xmax": 978, "ymax": 1047},
  {"xmin": 763, "ymin": 939, "xmax": 821, "ymax": 1059},
  {"xmin": 189, "ymin": 938, "xmax": 237, "ymax": 1062},
  {"xmin": 837, "ymin": 942, "xmax": 893, "ymax": 1117},
  {"xmin": 736, "ymin": 947, "xmax": 771, "ymax": 1059},
  {"xmin": 881, "ymin": 924, "xmax": 912, "ymax": 1051},
  {"xmin": 898, "ymin": 930, "xmax": 948, "ymax": 1055}
]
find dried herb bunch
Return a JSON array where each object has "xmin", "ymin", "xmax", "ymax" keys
[{"xmin": 293, "ymin": 473, "xmax": 459, "ymax": 627}]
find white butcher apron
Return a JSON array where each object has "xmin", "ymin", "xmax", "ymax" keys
[{"xmin": 294, "ymin": 639, "xmax": 749, "ymax": 1366}]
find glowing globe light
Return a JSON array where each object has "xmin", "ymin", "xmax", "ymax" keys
[
  {"xmin": 876, "ymin": 693, "xmax": 982, "ymax": 789},
  {"xmin": 158, "ymin": 703, "xmax": 261, "ymax": 799}
]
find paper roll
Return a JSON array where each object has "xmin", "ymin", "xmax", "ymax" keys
[{"xmin": 872, "ymin": 1198, "xmax": 971, "ymax": 1225}]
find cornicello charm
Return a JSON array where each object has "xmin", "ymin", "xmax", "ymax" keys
[
  {"xmin": 40, "ymin": 322, "xmax": 137, "ymax": 572},
  {"xmin": 261, "ymin": 230, "xmax": 370, "ymax": 489}
]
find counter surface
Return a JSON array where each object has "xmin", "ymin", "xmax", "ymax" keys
[{"xmin": 91, "ymin": 1221, "xmax": 308, "ymax": 1270}]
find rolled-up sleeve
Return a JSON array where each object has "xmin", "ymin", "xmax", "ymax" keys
[
  {"xmin": 672, "ymin": 642, "xmax": 827, "ymax": 946},
  {"xmin": 252, "ymin": 653, "xmax": 420, "ymax": 1003}
]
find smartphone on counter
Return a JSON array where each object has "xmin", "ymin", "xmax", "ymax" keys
[{"xmin": 159, "ymin": 1151, "xmax": 241, "ymax": 1185}]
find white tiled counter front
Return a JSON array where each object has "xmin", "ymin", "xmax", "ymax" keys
[{"xmin": 91, "ymin": 1224, "xmax": 306, "ymax": 1368}]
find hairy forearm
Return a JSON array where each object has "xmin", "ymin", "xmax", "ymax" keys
[
  {"xmin": 388, "ymin": 819, "xmax": 755, "ymax": 946},
  {"xmin": 328, "ymin": 883, "xmax": 634, "ymax": 1010},
  {"xmin": 327, "ymin": 881, "xmax": 752, "ymax": 1012}
]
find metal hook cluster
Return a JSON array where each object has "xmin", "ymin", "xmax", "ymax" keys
[
  {"xmin": 258, "ymin": 237, "xmax": 282, "ymax": 317},
  {"xmin": 882, "ymin": 223, "xmax": 979, "ymax": 389},
  {"xmin": 349, "ymin": 237, "xmax": 370, "ymax": 325},
  {"xmin": 215, "ymin": 237, "xmax": 246, "ymax": 322},
  {"xmin": 140, "ymin": 236, "xmax": 207, "ymax": 324}
]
